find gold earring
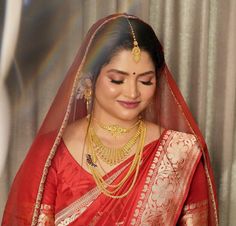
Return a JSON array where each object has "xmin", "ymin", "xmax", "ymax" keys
[{"xmin": 84, "ymin": 88, "xmax": 92, "ymax": 114}]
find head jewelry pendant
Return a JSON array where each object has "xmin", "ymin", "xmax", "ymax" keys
[{"xmin": 127, "ymin": 19, "xmax": 141, "ymax": 63}]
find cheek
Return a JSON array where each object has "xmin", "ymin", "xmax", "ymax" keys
[
  {"xmin": 95, "ymin": 79, "xmax": 119, "ymax": 98},
  {"xmin": 143, "ymin": 86, "xmax": 156, "ymax": 100},
  {"xmin": 106, "ymin": 85, "xmax": 119, "ymax": 95}
]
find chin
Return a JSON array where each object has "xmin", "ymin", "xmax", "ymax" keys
[
  {"xmin": 116, "ymin": 112, "xmax": 141, "ymax": 122},
  {"xmin": 120, "ymin": 108, "xmax": 146, "ymax": 119}
]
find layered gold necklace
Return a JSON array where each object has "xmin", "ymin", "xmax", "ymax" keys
[
  {"xmin": 90, "ymin": 119, "xmax": 142, "ymax": 166},
  {"xmin": 86, "ymin": 119, "xmax": 146, "ymax": 199}
]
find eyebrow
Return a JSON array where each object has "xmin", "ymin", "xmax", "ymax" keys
[{"xmin": 106, "ymin": 69, "xmax": 155, "ymax": 76}]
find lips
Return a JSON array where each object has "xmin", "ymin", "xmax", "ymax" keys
[{"xmin": 117, "ymin": 100, "xmax": 140, "ymax": 109}]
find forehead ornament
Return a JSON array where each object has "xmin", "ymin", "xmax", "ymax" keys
[{"xmin": 127, "ymin": 19, "xmax": 141, "ymax": 63}]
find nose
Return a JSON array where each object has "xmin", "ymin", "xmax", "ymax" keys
[{"xmin": 124, "ymin": 80, "xmax": 140, "ymax": 99}]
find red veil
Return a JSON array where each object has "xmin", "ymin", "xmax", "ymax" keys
[{"xmin": 2, "ymin": 13, "xmax": 218, "ymax": 225}]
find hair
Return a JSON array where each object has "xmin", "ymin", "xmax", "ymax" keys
[{"xmin": 83, "ymin": 16, "xmax": 165, "ymax": 84}]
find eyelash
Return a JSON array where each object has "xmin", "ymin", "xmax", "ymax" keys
[
  {"xmin": 110, "ymin": 79, "xmax": 123, "ymax": 84},
  {"xmin": 110, "ymin": 79, "xmax": 153, "ymax": 86},
  {"xmin": 141, "ymin": 81, "xmax": 153, "ymax": 85}
]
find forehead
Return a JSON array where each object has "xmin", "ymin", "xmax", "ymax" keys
[{"xmin": 103, "ymin": 49, "xmax": 155, "ymax": 72}]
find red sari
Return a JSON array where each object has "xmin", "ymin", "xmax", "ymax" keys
[
  {"xmin": 2, "ymin": 13, "xmax": 218, "ymax": 225},
  {"xmin": 36, "ymin": 130, "xmax": 208, "ymax": 225}
]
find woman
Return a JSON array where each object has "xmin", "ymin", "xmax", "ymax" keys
[{"xmin": 2, "ymin": 13, "xmax": 218, "ymax": 225}]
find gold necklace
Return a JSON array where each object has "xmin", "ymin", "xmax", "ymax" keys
[
  {"xmin": 86, "ymin": 120, "xmax": 146, "ymax": 199},
  {"xmin": 93, "ymin": 118, "xmax": 141, "ymax": 137},
  {"xmin": 89, "ymin": 121, "xmax": 142, "ymax": 166}
]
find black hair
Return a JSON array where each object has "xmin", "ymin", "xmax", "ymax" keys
[{"xmin": 83, "ymin": 16, "xmax": 165, "ymax": 83}]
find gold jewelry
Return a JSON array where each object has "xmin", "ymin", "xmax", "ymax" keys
[
  {"xmin": 93, "ymin": 118, "xmax": 141, "ymax": 137},
  {"xmin": 127, "ymin": 19, "xmax": 141, "ymax": 63},
  {"xmin": 86, "ymin": 120, "xmax": 146, "ymax": 199},
  {"xmin": 88, "ymin": 121, "xmax": 142, "ymax": 166},
  {"xmin": 84, "ymin": 88, "xmax": 92, "ymax": 113}
]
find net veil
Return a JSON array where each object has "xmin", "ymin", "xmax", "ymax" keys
[{"xmin": 2, "ymin": 13, "xmax": 218, "ymax": 225}]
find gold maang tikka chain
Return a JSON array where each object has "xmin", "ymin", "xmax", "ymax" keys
[{"xmin": 127, "ymin": 18, "xmax": 141, "ymax": 63}]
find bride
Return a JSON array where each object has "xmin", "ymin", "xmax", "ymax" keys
[{"xmin": 2, "ymin": 13, "xmax": 218, "ymax": 226}]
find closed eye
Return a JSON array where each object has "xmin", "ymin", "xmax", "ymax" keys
[
  {"xmin": 110, "ymin": 79, "xmax": 124, "ymax": 84},
  {"xmin": 140, "ymin": 81, "xmax": 154, "ymax": 85}
]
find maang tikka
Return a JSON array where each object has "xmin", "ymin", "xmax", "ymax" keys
[{"xmin": 127, "ymin": 18, "xmax": 141, "ymax": 63}]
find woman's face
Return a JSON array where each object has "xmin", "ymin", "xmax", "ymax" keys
[{"xmin": 93, "ymin": 49, "xmax": 156, "ymax": 123}]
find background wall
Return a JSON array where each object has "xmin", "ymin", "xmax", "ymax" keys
[{"xmin": 0, "ymin": 1, "xmax": 235, "ymax": 225}]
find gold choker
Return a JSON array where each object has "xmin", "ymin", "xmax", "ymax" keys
[{"xmin": 93, "ymin": 119, "xmax": 141, "ymax": 137}]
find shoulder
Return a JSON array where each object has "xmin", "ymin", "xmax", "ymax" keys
[
  {"xmin": 63, "ymin": 117, "xmax": 88, "ymax": 142},
  {"xmin": 62, "ymin": 117, "xmax": 88, "ymax": 156},
  {"xmin": 166, "ymin": 130, "xmax": 198, "ymax": 145},
  {"xmin": 144, "ymin": 121, "xmax": 165, "ymax": 145},
  {"xmin": 163, "ymin": 130, "xmax": 201, "ymax": 158}
]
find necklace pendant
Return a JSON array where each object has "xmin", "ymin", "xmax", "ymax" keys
[
  {"xmin": 86, "ymin": 154, "xmax": 97, "ymax": 167},
  {"xmin": 106, "ymin": 125, "xmax": 127, "ymax": 137}
]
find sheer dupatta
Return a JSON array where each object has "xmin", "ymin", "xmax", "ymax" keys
[{"xmin": 2, "ymin": 13, "xmax": 218, "ymax": 225}]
